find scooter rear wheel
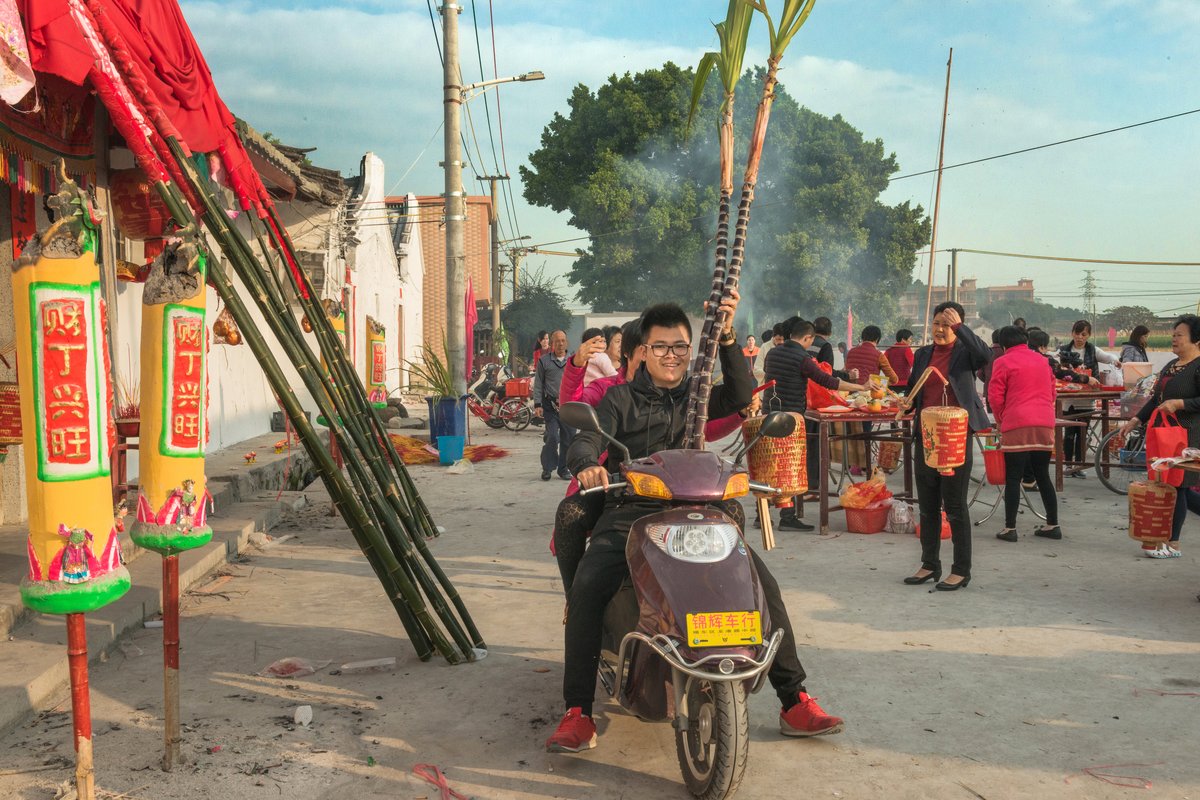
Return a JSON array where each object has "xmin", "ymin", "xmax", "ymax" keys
[{"xmin": 674, "ymin": 677, "xmax": 748, "ymax": 800}]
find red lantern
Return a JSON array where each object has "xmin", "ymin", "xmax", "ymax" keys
[{"xmin": 109, "ymin": 168, "xmax": 171, "ymax": 242}]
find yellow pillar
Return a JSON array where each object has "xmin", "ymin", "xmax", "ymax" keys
[
  {"xmin": 365, "ymin": 317, "xmax": 386, "ymax": 407},
  {"xmin": 130, "ymin": 247, "xmax": 212, "ymax": 554},
  {"xmin": 14, "ymin": 244, "xmax": 129, "ymax": 614}
]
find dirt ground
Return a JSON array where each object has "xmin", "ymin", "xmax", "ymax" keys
[{"xmin": 2, "ymin": 426, "xmax": 1199, "ymax": 799}]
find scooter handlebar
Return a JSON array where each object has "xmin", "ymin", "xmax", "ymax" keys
[
  {"xmin": 579, "ymin": 476, "xmax": 625, "ymax": 495},
  {"xmin": 749, "ymin": 481, "xmax": 781, "ymax": 495}
]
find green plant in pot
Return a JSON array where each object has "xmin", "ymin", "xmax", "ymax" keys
[{"xmin": 405, "ymin": 338, "xmax": 467, "ymax": 445}]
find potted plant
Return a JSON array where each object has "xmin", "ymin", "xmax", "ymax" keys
[
  {"xmin": 114, "ymin": 375, "xmax": 140, "ymax": 438},
  {"xmin": 404, "ymin": 339, "xmax": 466, "ymax": 444}
]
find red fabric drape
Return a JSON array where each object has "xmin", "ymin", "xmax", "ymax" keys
[{"xmin": 17, "ymin": 0, "xmax": 267, "ymax": 215}]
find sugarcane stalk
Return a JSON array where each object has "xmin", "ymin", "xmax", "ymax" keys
[
  {"xmin": 66, "ymin": 614, "xmax": 95, "ymax": 800},
  {"xmin": 161, "ymin": 555, "xmax": 180, "ymax": 771}
]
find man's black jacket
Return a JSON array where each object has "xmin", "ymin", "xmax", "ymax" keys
[{"xmin": 567, "ymin": 341, "xmax": 753, "ymax": 474}]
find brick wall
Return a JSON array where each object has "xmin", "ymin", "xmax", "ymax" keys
[{"xmin": 415, "ymin": 195, "xmax": 492, "ymax": 360}]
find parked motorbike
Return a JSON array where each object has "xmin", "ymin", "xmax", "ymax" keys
[
  {"xmin": 466, "ymin": 364, "xmax": 532, "ymax": 431},
  {"xmin": 559, "ymin": 402, "xmax": 793, "ymax": 800}
]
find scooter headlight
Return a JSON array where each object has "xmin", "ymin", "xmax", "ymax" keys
[{"xmin": 646, "ymin": 523, "xmax": 740, "ymax": 563}]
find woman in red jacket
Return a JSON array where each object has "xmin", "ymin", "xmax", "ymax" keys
[{"xmin": 987, "ymin": 326, "xmax": 1061, "ymax": 541}]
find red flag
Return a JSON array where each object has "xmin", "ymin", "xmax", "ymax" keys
[
  {"xmin": 465, "ymin": 277, "xmax": 478, "ymax": 381},
  {"xmin": 846, "ymin": 304, "xmax": 854, "ymax": 347}
]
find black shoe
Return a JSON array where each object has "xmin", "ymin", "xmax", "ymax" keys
[
  {"xmin": 541, "ymin": 471, "xmax": 552, "ymax": 481},
  {"xmin": 778, "ymin": 516, "xmax": 815, "ymax": 532},
  {"xmin": 557, "ymin": 469, "xmax": 572, "ymax": 481},
  {"xmin": 903, "ymin": 569, "xmax": 941, "ymax": 585},
  {"xmin": 996, "ymin": 529, "xmax": 1018, "ymax": 542},
  {"xmin": 935, "ymin": 575, "xmax": 971, "ymax": 591},
  {"xmin": 1034, "ymin": 525, "xmax": 1062, "ymax": 540}
]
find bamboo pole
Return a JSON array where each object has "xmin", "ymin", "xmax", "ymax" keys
[
  {"xmin": 75, "ymin": 0, "xmax": 478, "ymax": 660},
  {"xmin": 922, "ymin": 49, "xmax": 953, "ymax": 345},
  {"xmin": 66, "ymin": 614, "xmax": 95, "ymax": 800}
]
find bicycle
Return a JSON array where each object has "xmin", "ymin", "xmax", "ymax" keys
[{"xmin": 1093, "ymin": 426, "xmax": 1146, "ymax": 495}]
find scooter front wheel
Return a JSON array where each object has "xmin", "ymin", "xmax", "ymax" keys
[{"xmin": 674, "ymin": 677, "xmax": 748, "ymax": 800}]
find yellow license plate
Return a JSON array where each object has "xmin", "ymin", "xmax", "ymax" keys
[{"xmin": 686, "ymin": 611, "xmax": 762, "ymax": 648}]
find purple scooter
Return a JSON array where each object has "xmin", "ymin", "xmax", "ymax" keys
[{"xmin": 560, "ymin": 402, "xmax": 794, "ymax": 800}]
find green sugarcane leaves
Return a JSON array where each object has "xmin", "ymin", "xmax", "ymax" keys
[
  {"xmin": 746, "ymin": 0, "xmax": 817, "ymax": 58},
  {"xmin": 687, "ymin": 0, "xmax": 754, "ymax": 131}
]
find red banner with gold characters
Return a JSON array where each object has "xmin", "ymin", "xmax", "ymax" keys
[
  {"xmin": 30, "ymin": 284, "xmax": 108, "ymax": 481},
  {"xmin": 161, "ymin": 305, "xmax": 205, "ymax": 457}
]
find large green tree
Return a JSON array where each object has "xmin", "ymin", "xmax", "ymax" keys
[
  {"xmin": 521, "ymin": 63, "xmax": 930, "ymax": 325},
  {"xmin": 501, "ymin": 267, "xmax": 572, "ymax": 366}
]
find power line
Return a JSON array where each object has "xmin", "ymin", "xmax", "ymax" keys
[
  {"xmin": 957, "ymin": 248, "xmax": 1200, "ymax": 267},
  {"xmin": 889, "ymin": 107, "xmax": 1200, "ymax": 182}
]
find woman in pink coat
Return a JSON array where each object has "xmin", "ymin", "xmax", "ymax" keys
[{"xmin": 987, "ymin": 326, "xmax": 1061, "ymax": 541}]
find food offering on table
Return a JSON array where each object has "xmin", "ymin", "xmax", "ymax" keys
[{"xmin": 846, "ymin": 374, "xmax": 902, "ymax": 413}]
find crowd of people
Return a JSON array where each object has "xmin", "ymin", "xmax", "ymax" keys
[{"xmin": 522, "ymin": 301, "xmax": 1199, "ymax": 755}]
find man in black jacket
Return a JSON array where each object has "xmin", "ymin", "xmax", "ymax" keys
[
  {"xmin": 764, "ymin": 318, "xmax": 865, "ymax": 529},
  {"xmin": 545, "ymin": 303, "xmax": 845, "ymax": 753}
]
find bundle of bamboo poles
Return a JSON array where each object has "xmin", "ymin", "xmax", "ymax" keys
[{"xmin": 71, "ymin": 0, "xmax": 482, "ymax": 664}]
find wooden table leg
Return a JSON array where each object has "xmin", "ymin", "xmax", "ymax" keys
[
  {"xmin": 820, "ymin": 422, "xmax": 831, "ymax": 533},
  {"xmin": 1055, "ymin": 398, "xmax": 1065, "ymax": 491},
  {"xmin": 903, "ymin": 419, "xmax": 914, "ymax": 498}
]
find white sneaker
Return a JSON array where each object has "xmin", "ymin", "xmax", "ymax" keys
[{"xmin": 1148, "ymin": 544, "xmax": 1182, "ymax": 559}]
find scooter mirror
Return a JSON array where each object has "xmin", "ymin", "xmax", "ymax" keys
[
  {"xmin": 560, "ymin": 401, "xmax": 601, "ymax": 433},
  {"xmin": 758, "ymin": 411, "xmax": 796, "ymax": 439}
]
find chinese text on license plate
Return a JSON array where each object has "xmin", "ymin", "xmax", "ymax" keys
[{"xmin": 686, "ymin": 611, "xmax": 762, "ymax": 648}]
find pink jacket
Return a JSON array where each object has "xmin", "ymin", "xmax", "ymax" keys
[{"xmin": 987, "ymin": 345, "xmax": 1056, "ymax": 432}]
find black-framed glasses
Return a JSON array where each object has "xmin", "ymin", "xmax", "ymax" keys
[{"xmin": 647, "ymin": 342, "xmax": 691, "ymax": 357}]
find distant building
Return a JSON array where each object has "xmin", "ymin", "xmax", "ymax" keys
[{"xmin": 900, "ymin": 277, "xmax": 1035, "ymax": 328}]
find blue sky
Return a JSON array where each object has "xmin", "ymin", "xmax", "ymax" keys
[{"xmin": 182, "ymin": 0, "xmax": 1200, "ymax": 314}]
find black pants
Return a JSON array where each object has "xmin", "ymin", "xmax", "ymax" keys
[
  {"xmin": 914, "ymin": 439, "xmax": 973, "ymax": 579},
  {"xmin": 1003, "ymin": 450, "xmax": 1058, "ymax": 528},
  {"xmin": 540, "ymin": 403, "xmax": 575, "ymax": 474},
  {"xmin": 1062, "ymin": 410, "xmax": 1087, "ymax": 464},
  {"xmin": 563, "ymin": 500, "xmax": 807, "ymax": 714},
  {"xmin": 553, "ymin": 491, "xmax": 606, "ymax": 594},
  {"xmin": 1169, "ymin": 486, "xmax": 1200, "ymax": 542}
]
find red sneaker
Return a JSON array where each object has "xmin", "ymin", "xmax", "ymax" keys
[
  {"xmin": 545, "ymin": 707, "xmax": 597, "ymax": 753},
  {"xmin": 779, "ymin": 692, "xmax": 844, "ymax": 737}
]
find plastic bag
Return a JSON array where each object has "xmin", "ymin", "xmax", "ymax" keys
[
  {"xmin": 257, "ymin": 657, "xmax": 331, "ymax": 678},
  {"xmin": 887, "ymin": 500, "xmax": 915, "ymax": 534},
  {"xmin": 839, "ymin": 474, "xmax": 893, "ymax": 509}
]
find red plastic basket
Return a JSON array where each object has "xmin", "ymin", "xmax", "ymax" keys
[
  {"xmin": 505, "ymin": 377, "xmax": 532, "ymax": 398},
  {"xmin": 982, "ymin": 447, "xmax": 1006, "ymax": 486},
  {"xmin": 845, "ymin": 503, "xmax": 890, "ymax": 534}
]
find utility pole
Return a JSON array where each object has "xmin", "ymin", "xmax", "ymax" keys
[
  {"xmin": 440, "ymin": 0, "xmax": 467, "ymax": 394},
  {"xmin": 1081, "ymin": 269, "xmax": 1097, "ymax": 319},
  {"xmin": 949, "ymin": 248, "xmax": 959, "ymax": 303},
  {"xmin": 478, "ymin": 175, "xmax": 508, "ymax": 356}
]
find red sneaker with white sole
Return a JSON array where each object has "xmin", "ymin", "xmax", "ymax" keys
[
  {"xmin": 545, "ymin": 707, "xmax": 597, "ymax": 753},
  {"xmin": 779, "ymin": 692, "xmax": 844, "ymax": 737}
]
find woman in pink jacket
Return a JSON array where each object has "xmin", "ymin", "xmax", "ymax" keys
[{"xmin": 987, "ymin": 326, "xmax": 1061, "ymax": 541}]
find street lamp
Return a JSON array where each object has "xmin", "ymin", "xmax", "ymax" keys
[{"xmin": 442, "ymin": 11, "xmax": 544, "ymax": 393}]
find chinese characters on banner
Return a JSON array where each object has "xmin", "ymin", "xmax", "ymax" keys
[
  {"xmin": 370, "ymin": 340, "xmax": 386, "ymax": 387},
  {"xmin": 162, "ymin": 306, "xmax": 205, "ymax": 456},
  {"xmin": 32, "ymin": 285, "xmax": 107, "ymax": 481}
]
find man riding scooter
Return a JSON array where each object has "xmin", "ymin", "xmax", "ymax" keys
[{"xmin": 546, "ymin": 302, "xmax": 845, "ymax": 753}]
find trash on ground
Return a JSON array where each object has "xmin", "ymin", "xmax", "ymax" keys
[
  {"xmin": 258, "ymin": 657, "xmax": 331, "ymax": 678},
  {"xmin": 339, "ymin": 657, "xmax": 397, "ymax": 674},
  {"xmin": 293, "ymin": 705, "xmax": 313, "ymax": 727},
  {"xmin": 446, "ymin": 459, "xmax": 473, "ymax": 474}
]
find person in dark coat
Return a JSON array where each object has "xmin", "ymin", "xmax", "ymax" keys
[
  {"xmin": 899, "ymin": 301, "xmax": 992, "ymax": 591},
  {"xmin": 1119, "ymin": 314, "xmax": 1200, "ymax": 559}
]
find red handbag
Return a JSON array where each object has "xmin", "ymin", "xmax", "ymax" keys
[{"xmin": 1145, "ymin": 408, "xmax": 1188, "ymax": 487}]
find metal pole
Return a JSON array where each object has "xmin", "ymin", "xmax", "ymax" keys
[
  {"xmin": 66, "ymin": 613, "xmax": 95, "ymax": 800},
  {"xmin": 441, "ymin": 0, "xmax": 467, "ymax": 394},
  {"xmin": 921, "ymin": 48, "xmax": 953, "ymax": 343},
  {"xmin": 478, "ymin": 176, "xmax": 507, "ymax": 355},
  {"xmin": 162, "ymin": 555, "xmax": 181, "ymax": 771}
]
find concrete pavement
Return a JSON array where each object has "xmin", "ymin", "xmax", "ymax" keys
[{"xmin": 1, "ymin": 422, "xmax": 1198, "ymax": 799}]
